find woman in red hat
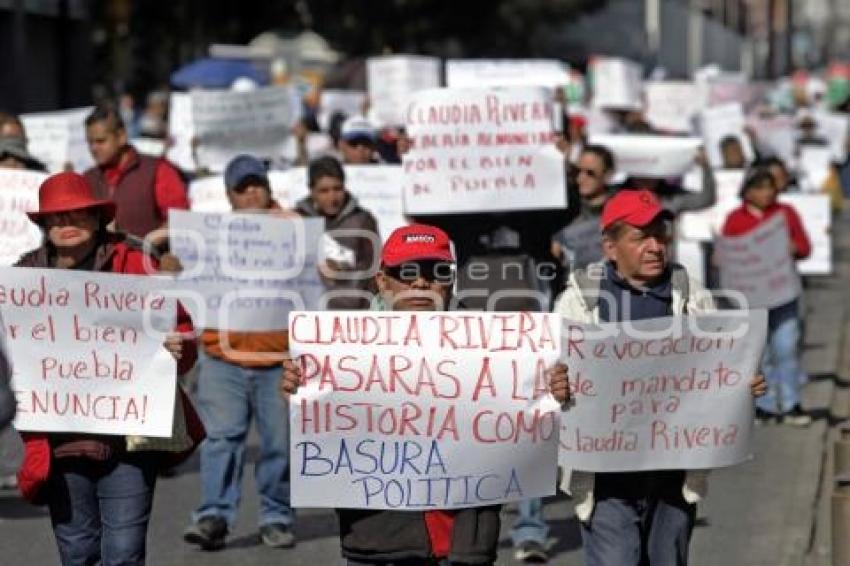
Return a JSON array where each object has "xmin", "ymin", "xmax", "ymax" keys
[{"xmin": 14, "ymin": 171, "xmax": 202, "ymax": 565}]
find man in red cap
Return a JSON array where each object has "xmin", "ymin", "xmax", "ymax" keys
[
  {"xmin": 281, "ymin": 223, "xmax": 570, "ymax": 566},
  {"xmin": 554, "ymin": 189, "xmax": 766, "ymax": 566}
]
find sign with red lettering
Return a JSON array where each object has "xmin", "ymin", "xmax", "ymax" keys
[
  {"xmin": 588, "ymin": 134, "xmax": 702, "ymax": 178},
  {"xmin": 0, "ymin": 268, "xmax": 178, "ymax": 436},
  {"xmin": 0, "ymin": 169, "xmax": 46, "ymax": 266},
  {"xmin": 289, "ymin": 311, "xmax": 562, "ymax": 510},
  {"xmin": 402, "ymin": 87, "xmax": 567, "ymax": 215},
  {"xmin": 716, "ymin": 213, "xmax": 802, "ymax": 309},
  {"xmin": 560, "ymin": 312, "xmax": 766, "ymax": 472}
]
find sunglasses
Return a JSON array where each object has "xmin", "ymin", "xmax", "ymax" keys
[
  {"xmin": 578, "ymin": 168, "xmax": 601, "ymax": 179},
  {"xmin": 384, "ymin": 260, "xmax": 455, "ymax": 284}
]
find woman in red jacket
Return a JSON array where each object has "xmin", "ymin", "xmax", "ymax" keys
[
  {"xmin": 722, "ymin": 166, "xmax": 812, "ymax": 426},
  {"xmin": 15, "ymin": 171, "xmax": 200, "ymax": 565}
]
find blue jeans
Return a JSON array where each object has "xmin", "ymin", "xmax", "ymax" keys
[
  {"xmin": 581, "ymin": 496, "xmax": 695, "ymax": 566},
  {"xmin": 47, "ymin": 455, "xmax": 157, "ymax": 566},
  {"xmin": 757, "ymin": 301, "xmax": 802, "ymax": 415},
  {"xmin": 192, "ymin": 351, "xmax": 292, "ymax": 528},
  {"xmin": 511, "ymin": 497, "xmax": 548, "ymax": 546}
]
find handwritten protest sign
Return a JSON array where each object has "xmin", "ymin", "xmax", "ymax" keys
[
  {"xmin": 0, "ymin": 268, "xmax": 178, "ymax": 436},
  {"xmin": 590, "ymin": 56, "xmax": 643, "ymax": 111},
  {"xmin": 367, "ymin": 55, "xmax": 441, "ymax": 127},
  {"xmin": 20, "ymin": 107, "xmax": 94, "ymax": 173},
  {"xmin": 716, "ymin": 214, "xmax": 802, "ymax": 309},
  {"xmin": 168, "ymin": 210, "xmax": 324, "ymax": 332},
  {"xmin": 402, "ymin": 87, "xmax": 566, "ymax": 215},
  {"xmin": 319, "ymin": 89, "xmax": 367, "ymax": 130},
  {"xmin": 644, "ymin": 81, "xmax": 701, "ymax": 133},
  {"xmin": 559, "ymin": 312, "xmax": 766, "ymax": 471},
  {"xmin": 781, "ymin": 194, "xmax": 832, "ymax": 275},
  {"xmin": 701, "ymin": 102, "xmax": 755, "ymax": 168},
  {"xmin": 191, "ymin": 86, "xmax": 295, "ymax": 172},
  {"xmin": 0, "ymin": 169, "xmax": 47, "ymax": 266},
  {"xmin": 289, "ymin": 311, "xmax": 561, "ymax": 510},
  {"xmin": 589, "ymin": 134, "xmax": 701, "ymax": 178},
  {"xmin": 747, "ymin": 114, "xmax": 796, "ymax": 164},
  {"xmin": 446, "ymin": 59, "xmax": 569, "ymax": 89},
  {"xmin": 706, "ymin": 74, "xmax": 749, "ymax": 107},
  {"xmin": 166, "ymin": 92, "xmax": 195, "ymax": 172}
]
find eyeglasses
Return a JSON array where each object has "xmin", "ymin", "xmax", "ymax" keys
[
  {"xmin": 384, "ymin": 260, "xmax": 455, "ymax": 285},
  {"xmin": 578, "ymin": 168, "xmax": 601, "ymax": 179}
]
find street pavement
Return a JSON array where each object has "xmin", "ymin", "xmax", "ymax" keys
[{"xmin": 3, "ymin": 213, "xmax": 850, "ymax": 565}]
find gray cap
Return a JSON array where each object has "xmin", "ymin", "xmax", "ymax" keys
[{"xmin": 0, "ymin": 136, "xmax": 44, "ymax": 170}]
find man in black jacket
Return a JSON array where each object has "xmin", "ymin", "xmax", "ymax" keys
[{"xmin": 281, "ymin": 224, "xmax": 570, "ymax": 565}]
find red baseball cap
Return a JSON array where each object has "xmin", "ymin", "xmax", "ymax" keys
[
  {"xmin": 381, "ymin": 224, "xmax": 454, "ymax": 267},
  {"xmin": 600, "ymin": 189, "xmax": 672, "ymax": 231}
]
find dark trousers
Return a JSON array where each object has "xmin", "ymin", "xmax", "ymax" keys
[{"xmin": 581, "ymin": 472, "xmax": 696, "ymax": 566}]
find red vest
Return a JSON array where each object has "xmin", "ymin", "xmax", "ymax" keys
[{"xmin": 85, "ymin": 151, "xmax": 160, "ymax": 238}]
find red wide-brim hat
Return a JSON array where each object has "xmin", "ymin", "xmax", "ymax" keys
[{"xmin": 26, "ymin": 171, "xmax": 116, "ymax": 225}]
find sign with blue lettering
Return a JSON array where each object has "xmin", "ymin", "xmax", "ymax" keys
[
  {"xmin": 289, "ymin": 311, "xmax": 562, "ymax": 510},
  {"xmin": 169, "ymin": 210, "xmax": 324, "ymax": 331}
]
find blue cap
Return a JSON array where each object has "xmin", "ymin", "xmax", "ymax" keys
[{"xmin": 224, "ymin": 155, "xmax": 268, "ymax": 191}]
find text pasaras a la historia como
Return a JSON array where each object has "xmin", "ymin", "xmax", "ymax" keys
[{"xmin": 0, "ymin": 276, "xmax": 167, "ymax": 311}]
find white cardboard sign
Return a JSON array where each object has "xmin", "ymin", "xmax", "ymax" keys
[
  {"xmin": 166, "ymin": 92, "xmax": 195, "ymax": 172},
  {"xmin": 590, "ymin": 57, "xmax": 643, "ymax": 111},
  {"xmin": 701, "ymin": 103, "xmax": 755, "ymax": 168},
  {"xmin": 168, "ymin": 210, "xmax": 324, "ymax": 332},
  {"xmin": 289, "ymin": 311, "xmax": 562, "ymax": 510},
  {"xmin": 716, "ymin": 214, "xmax": 802, "ymax": 309},
  {"xmin": 402, "ymin": 87, "xmax": 567, "ymax": 215},
  {"xmin": 367, "ymin": 55, "xmax": 442, "ymax": 127},
  {"xmin": 0, "ymin": 169, "xmax": 47, "ymax": 265},
  {"xmin": 20, "ymin": 107, "xmax": 94, "ymax": 173},
  {"xmin": 190, "ymin": 86, "xmax": 294, "ymax": 172},
  {"xmin": 644, "ymin": 81, "xmax": 701, "ymax": 133},
  {"xmin": 589, "ymin": 134, "xmax": 701, "ymax": 178},
  {"xmin": 2, "ymin": 268, "xmax": 178, "ymax": 436},
  {"xmin": 559, "ymin": 312, "xmax": 766, "ymax": 472},
  {"xmin": 446, "ymin": 59, "xmax": 569, "ymax": 89}
]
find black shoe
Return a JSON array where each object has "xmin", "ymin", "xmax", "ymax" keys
[
  {"xmin": 514, "ymin": 540, "xmax": 548, "ymax": 563},
  {"xmin": 259, "ymin": 523, "xmax": 296, "ymax": 548},
  {"xmin": 184, "ymin": 516, "xmax": 228, "ymax": 551},
  {"xmin": 783, "ymin": 405, "xmax": 812, "ymax": 427},
  {"xmin": 754, "ymin": 407, "xmax": 776, "ymax": 425}
]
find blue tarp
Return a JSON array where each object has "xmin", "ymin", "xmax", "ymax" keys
[{"xmin": 170, "ymin": 57, "xmax": 269, "ymax": 89}]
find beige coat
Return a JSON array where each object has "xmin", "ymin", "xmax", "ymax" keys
[{"xmin": 553, "ymin": 262, "xmax": 716, "ymax": 521}]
